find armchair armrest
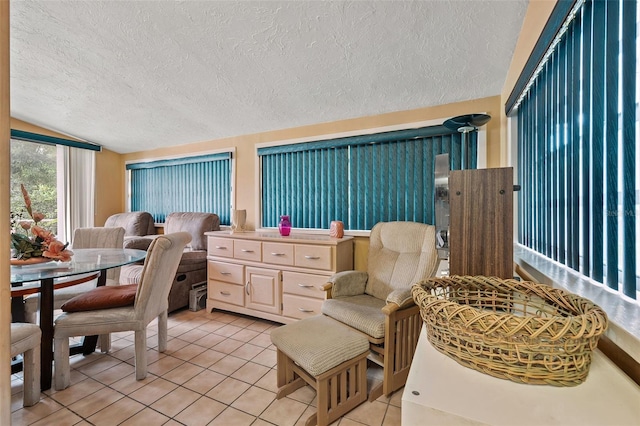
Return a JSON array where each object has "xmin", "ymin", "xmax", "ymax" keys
[
  {"xmin": 383, "ymin": 288, "xmax": 415, "ymax": 314},
  {"xmin": 326, "ymin": 271, "xmax": 368, "ymax": 298},
  {"xmin": 123, "ymin": 237, "xmax": 155, "ymax": 251}
]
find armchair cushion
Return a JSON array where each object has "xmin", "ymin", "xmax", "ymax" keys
[
  {"xmin": 386, "ymin": 288, "xmax": 415, "ymax": 309},
  {"xmin": 61, "ymin": 284, "xmax": 138, "ymax": 312},
  {"xmin": 165, "ymin": 212, "xmax": 220, "ymax": 250},
  {"xmin": 365, "ymin": 221, "xmax": 438, "ymax": 300},
  {"xmin": 105, "ymin": 212, "xmax": 155, "ymax": 237},
  {"xmin": 329, "ymin": 271, "xmax": 368, "ymax": 298},
  {"xmin": 321, "ymin": 294, "xmax": 387, "ymax": 339},
  {"xmin": 123, "ymin": 237, "xmax": 156, "ymax": 251}
]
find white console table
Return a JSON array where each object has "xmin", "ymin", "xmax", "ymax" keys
[{"xmin": 402, "ymin": 325, "xmax": 640, "ymax": 426}]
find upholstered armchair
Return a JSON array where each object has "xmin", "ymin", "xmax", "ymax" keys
[
  {"xmin": 104, "ymin": 211, "xmax": 155, "ymax": 239},
  {"xmin": 120, "ymin": 212, "xmax": 220, "ymax": 312},
  {"xmin": 321, "ymin": 221, "xmax": 438, "ymax": 401}
]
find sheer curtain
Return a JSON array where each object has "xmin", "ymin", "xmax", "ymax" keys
[{"xmin": 57, "ymin": 146, "xmax": 95, "ymax": 243}]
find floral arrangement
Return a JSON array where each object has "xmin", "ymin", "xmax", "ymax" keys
[{"xmin": 10, "ymin": 184, "xmax": 73, "ymax": 262}]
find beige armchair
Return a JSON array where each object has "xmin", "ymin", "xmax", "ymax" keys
[
  {"xmin": 104, "ymin": 211, "xmax": 155, "ymax": 239},
  {"xmin": 120, "ymin": 212, "xmax": 220, "ymax": 312},
  {"xmin": 53, "ymin": 232, "xmax": 191, "ymax": 390},
  {"xmin": 321, "ymin": 221, "xmax": 438, "ymax": 401}
]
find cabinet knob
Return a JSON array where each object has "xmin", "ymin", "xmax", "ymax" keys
[
  {"xmin": 241, "ymin": 249, "xmax": 254, "ymax": 253},
  {"xmin": 215, "ymin": 246, "xmax": 227, "ymax": 250},
  {"xmin": 304, "ymin": 255, "xmax": 320, "ymax": 260},
  {"xmin": 298, "ymin": 308, "xmax": 314, "ymax": 313},
  {"xmin": 271, "ymin": 252, "xmax": 285, "ymax": 256},
  {"xmin": 245, "ymin": 282, "xmax": 250, "ymax": 295},
  {"xmin": 297, "ymin": 283, "xmax": 313, "ymax": 288},
  {"xmin": 220, "ymin": 271, "xmax": 231, "ymax": 275},
  {"xmin": 220, "ymin": 291, "xmax": 231, "ymax": 296}
]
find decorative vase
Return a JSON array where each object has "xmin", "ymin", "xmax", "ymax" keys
[
  {"xmin": 278, "ymin": 215, "xmax": 291, "ymax": 236},
  {"xmin": 231, "ymin": 209, "xmax": 246, "ymax": 234},
  {"xmin": 330, "ymin": 221, "xmax": 344, "ymax": 238}
]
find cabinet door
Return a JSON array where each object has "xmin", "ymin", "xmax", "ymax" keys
[{"xmin": 245, "ymin": 267, "xmax": 281, "ymax": 315}]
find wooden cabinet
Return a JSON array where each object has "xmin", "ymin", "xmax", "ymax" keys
[{"xmin": 206, "ymin": 231, "xmax": 354, "ymax": 324}]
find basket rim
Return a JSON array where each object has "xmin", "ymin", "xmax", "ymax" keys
[{"xmin": 412, "ymin": 276, "xmax": 608, "ymax": 332}]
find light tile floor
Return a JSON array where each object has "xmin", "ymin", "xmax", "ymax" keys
[{"xmin": 11, "ymin": 309, "xmax": 403, "ymax": 425}]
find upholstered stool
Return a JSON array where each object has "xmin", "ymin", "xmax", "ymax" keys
[
  {"xmin": 11, "ymin": 323, "xmax": 42, "ymax": 406},
  {"xmin": 270, "ymin": 315, "xmax": 369, "ymax": 426}
]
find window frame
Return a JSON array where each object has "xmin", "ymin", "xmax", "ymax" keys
[{"xmin": 125, "ymin": 148, "xmax": 236, "ymax": 226}]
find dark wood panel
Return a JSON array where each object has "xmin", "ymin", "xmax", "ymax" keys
[{"xmin": 449, "ymin": 168, "xmax": 513, "ymax": 278}]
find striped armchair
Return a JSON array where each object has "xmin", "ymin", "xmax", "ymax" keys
[{"xmin": 321, "ymin": 221, "xmax": 438, "ymax": 401}]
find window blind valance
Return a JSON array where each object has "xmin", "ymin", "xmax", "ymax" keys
[
  {"xmin": 257, "ymin": 125, "xmax": 456, "ymax": 156},
  {"xmin": 126, "ymin": 152, "xmax": 231, "ymax": 170},
  {"xmin": 10, "ymin": 129, "xmax": 101, "ymax": 152}
]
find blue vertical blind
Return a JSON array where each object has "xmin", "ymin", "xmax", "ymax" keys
[
  {"xmin": 512, "ymin": 0, "xmax": 638, "ymax": 299},
  {"xmin": 127, "ymin": 153, "xmax": 232, "ymax": 224},
  {"xmin": 258, "ymin": 126, "xmax": 476, "ymax": 230}
]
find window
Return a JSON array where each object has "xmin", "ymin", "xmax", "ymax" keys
[
  {"xmin": 508, "ymin": 0, "xmax": 639, "ymax": 300},
  {"xmin": 10, "ymin": 131, "xmax": 97, "ymax": 243},
  {"xmin": 127, "ymin": 152, "xmax": 233, "ymax": 225},
  {"xmin": 258, "ymin": 126, "xmax": 476, "ymax": 231},
  {"xmin": 10, "ymin": 140, "xmax": 58, "ymax": 233}
]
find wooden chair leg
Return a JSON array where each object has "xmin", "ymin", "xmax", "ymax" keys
[
  {"xmin": 134, "ymin": 329, "xmax": 147, "ymax": 380},
  {"xmin": 54, "ymin": 337, "xmax": 70, "ymax": 390}
]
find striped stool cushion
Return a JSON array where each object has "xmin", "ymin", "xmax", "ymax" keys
[{"xmin": 270, "ymin": 315, "xmax": 369, "ymax": 377}]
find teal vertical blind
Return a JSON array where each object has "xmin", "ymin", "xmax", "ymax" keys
[
  {"xmin": 513, "ymin": 0, "xmax": 638, "ymax": 299},
  {"xmin": 126, "ymin": 153, "xmax": 232, "ymax": 224},
  {"xmin": 258, "ymin": 126, "xmax": 475, "ymax": 230}
]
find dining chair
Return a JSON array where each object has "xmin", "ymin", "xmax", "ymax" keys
[
  {"xmin": 321, "ymin": 221, "xmax": 439, "ymax": 401},
  {"xmin": 23, "ymin": 227, "xmax": 125, "ymax": 352},
  {"xmin": 11, "ymin": 323, "xmax": 42, "ymax": 406},
  {"xmin": 53, "ymin": 232, "xmax": 191, "ymax": 390}
]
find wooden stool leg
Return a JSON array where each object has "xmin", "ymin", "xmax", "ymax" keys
[{"xmin": 276, "ymin": 349, "xmax": 306, "ymax": 399}]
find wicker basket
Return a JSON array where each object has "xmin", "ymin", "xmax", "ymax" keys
[{"xmin": 411, "ymin": 276, "xmax": 608, "ymax": 386}]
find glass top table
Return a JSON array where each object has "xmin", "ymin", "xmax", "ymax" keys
[{"xmin": 10, "ymin": 248, "xmax": 147, "ymax": 390}]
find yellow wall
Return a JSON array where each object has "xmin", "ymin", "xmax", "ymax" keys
[
  {"xmin": 499, "ymin": 0, "xmax": 557, "ymax": 165},
  {"xmin": 12, "ymin": 1, "xmax": 557, "ymax": 271},
  {"xmin": 122, "ymin": 95, "xmax": 502, "ymax": 229},
  {"xmin": 1, "ymin": 1, "xmax": 11, "ymax": 420},
  {"xmin": 120, "ymin": 96, "xmax": 501, "ymax": 269}
]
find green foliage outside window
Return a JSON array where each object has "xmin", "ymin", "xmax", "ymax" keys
[{"xmin": 10, "ymin": 140, "xmax": 58, "ymax": 235}]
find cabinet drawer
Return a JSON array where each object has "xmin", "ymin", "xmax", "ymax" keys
[
  {"xmin": 282, "ymin": 294, "xmax": 324, "ymax": 320},
  {"xmin": 282, "ymin": 271, "xmax": 327, "ymax": 300},
  {"xmin": 208, "ymin": 237, "xmax": 234, "ymax": 258},
  {"xmin": 294, "ymin": 244, "xmax": 333, "ymax": 270},
  {"xmin": 263, "ymin": 242, "xmax": 294, "ymax": 266},
  {"xmin": 209, "ymin": 281, "xmax": 244, "ymax": 306},
  {"xmin": 233, "ymin": 239, "xmax": 262, "ymax": 262},
  {"xmin": 208, "ymin": 260, "xmax": 244, "ymax": 285}
]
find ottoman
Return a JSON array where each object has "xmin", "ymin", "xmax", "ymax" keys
[{"xmin": 270, "ymin": 315, "xmax": 370, "ymax": 426}]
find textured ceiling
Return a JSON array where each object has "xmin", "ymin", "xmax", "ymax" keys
[{"xmin": 10, "ymin": 1, "xmax": 528, "ymax": 154}]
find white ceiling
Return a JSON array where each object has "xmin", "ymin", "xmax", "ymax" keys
[{"xmin": 9, "ymin": 1, "xmax": 528, "ymax": 154}]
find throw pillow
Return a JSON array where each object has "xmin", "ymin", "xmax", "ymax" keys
[{"xmin": 61, "ymin": 284, "xmax": 138, "ymax": 312}]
